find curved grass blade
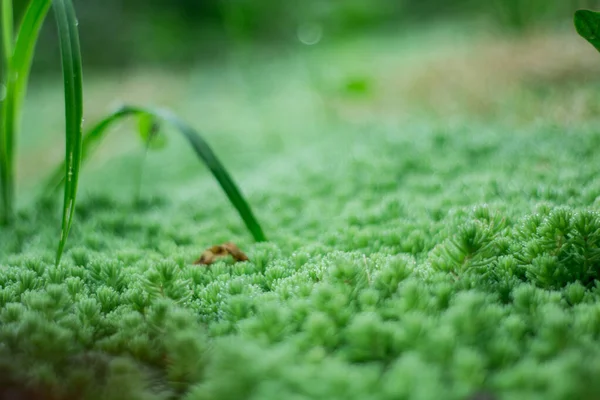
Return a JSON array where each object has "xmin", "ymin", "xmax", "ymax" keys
[
  {"xmin": 575, "ymin": 9, "xmax": 600, "ymax": 53},
  {"xmin": 53, "ymin": 0, "xmax": 84, "ymax": 265},
  {"xmin": 150, "ymin": 107, "xmax": 267, "ymax": 243},
  {"xmin": 45, "ymin": 105, "xmax": 268, "ymax": 243},
  {"xmin": 0, "ymin": 0, "xmax": 51, "ymax": 223}
]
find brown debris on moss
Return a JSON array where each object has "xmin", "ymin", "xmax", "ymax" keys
[{"xmin": 194, "ymin": 242, "xmax": 249, "ymax": 265}]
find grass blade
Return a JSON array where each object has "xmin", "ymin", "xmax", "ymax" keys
[
  {"xmin": 0, "ymin": 0, "xmax": 51, "ymax": 223},
  {"xmin": 0, "ymin": 0, "xmax": 13, "ymax": 223},
  {"xmin": 150, "ymin": 107, "xmax": 267, "ymax": 243},
  {"xmin": 45, "ymin": 105, "xmax": 268, "ymax": 243},
  {"xmin": 53, "ymin": 0, "xmax": 84, "ymax": 264},
  {"xmin": 2, "ymin": 0, "xmax": 13, "ymax": 65}
]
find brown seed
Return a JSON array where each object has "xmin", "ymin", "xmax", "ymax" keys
[{"xmin": 194, "ymin": 242, "xmax": 249, "ymax": 265}]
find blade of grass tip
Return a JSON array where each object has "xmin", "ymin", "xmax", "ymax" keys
[
  {"xmin": 45, "ymin": 105, "xmax": 268, "ymax": 242},
  {"xmin": 0, "ymin": 0, "xmax": 51, "ymax": 223},
  {"xmin": 53, "ymin": 0, "xmax": 83, "ymax": 265},
  {"xmin": 147, "ymin": 107, "xmax": 268, "ymax": 242}
]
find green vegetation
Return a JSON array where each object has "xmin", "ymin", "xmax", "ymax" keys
[
  {"xmin": 1, "ymin": 0, "xmax": 264, "ymax": 264},
  {"xmin": 0, "ymin": 0, "xmax": 84, "ymax": 265},
  {"xmin": 2, "ymin": 26, "xmax": 600, "ymax": 397},
  {"xmin": 3, "ymin": 2, "xmax": 600, "ymax": 400}
]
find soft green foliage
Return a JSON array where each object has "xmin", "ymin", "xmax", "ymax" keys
[
  {"xmin": 3, "ymin": 72, "xmax": 600, "ymax": 398},
  {"xmin": 575, "ymin": 9, "xmax": 600, "ymax": 53},
  {"xmin": 2, "ymin": 0, "xmax": 264, "ymax": 264},
  {"xmin": 26, "ymin": 0, "xmax": 578, "ymax": 70},
  {"xmin": 3, "ymin": 16, "xmax": 600, "ymax": 400}
]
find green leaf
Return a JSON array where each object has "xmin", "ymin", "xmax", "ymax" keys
[
  {"xmin": 574, "ymin": 9, "xmax": 600, "ymax": 53},
  {"xmin": 0, "ymin": 0, "xmax": 51, "ymax": 223},
  {"xmin": 45, "ymin": 105, "xmax": 268, "ymax": 243},
  {"xmin": 137, "ymin": 112, "xmax": 166, "ymax": 150},
  {"xmin": 53, "ymin": 0, "xmax": 84, "ymax": 265}
]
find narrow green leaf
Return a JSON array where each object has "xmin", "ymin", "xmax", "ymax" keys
[
  {"xmin": 53, "ymin": 0, "xmax": 84, "ymax": 265},
  {"xmin": 0, "ymin": 0, "xmax": 51, "ymax": 223},
  {"xmin": 45, "ymin": 105, "xmax": 268, "ymax": 243},
  {"xmin": 0, "ymin": 0, "xmax": 12, "ymax": 223},
  {"xmin": 575, "ymin": 9, "xmax": 600, "ymax": 53},
  {"xmin": 151, "ymin": 107, "xmax": 267, "ymax": 242}
]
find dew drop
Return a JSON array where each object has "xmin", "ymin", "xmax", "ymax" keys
[{"xmin": 297, "ymin": 23, "xmax": 323, "ymax": 46}]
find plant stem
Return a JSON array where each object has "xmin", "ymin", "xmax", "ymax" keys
[{"xmin": 134, "ymin": 134, "xmax": 151, "ymax": 205}]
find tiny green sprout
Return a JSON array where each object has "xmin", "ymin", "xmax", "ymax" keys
[
  {"xmin": 574, "ymin": 9, "xmax": 600, "ymax": 53},
  {"xmin": 137, "ymin": 112, "xmax": 166, "ymax": 150},
  {"xmin": 134, "ymin": 112, "xmax": 164, "ymax": 202}
]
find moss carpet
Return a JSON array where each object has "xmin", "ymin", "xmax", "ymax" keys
[{"xmin": 2, "ymin": 28, "xmax": 600, "ymax": 399}]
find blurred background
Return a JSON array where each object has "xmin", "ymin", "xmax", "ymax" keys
[
  {"xmin": 4, "ymin": 0, "xmax": 599, "ymax": 71},
  {"xmin": 3, "ymin": 0, "xmax": 600, "ymax": 199}
]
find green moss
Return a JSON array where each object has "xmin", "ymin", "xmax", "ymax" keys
[{"xmin": 3, "ymin": 28, "xmax": 600, "ymax": 399}]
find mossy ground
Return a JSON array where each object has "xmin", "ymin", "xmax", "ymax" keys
[{"xmin": 2, "ymin": 26, "xmax": 600, "ymax": 399}]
